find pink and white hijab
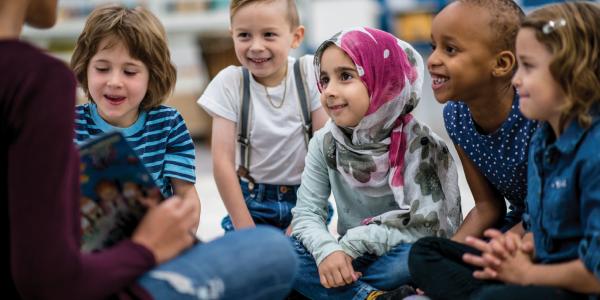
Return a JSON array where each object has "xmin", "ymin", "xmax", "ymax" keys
[{"xmin": 315, "ymin": 27, "xmax": 461, "ymax": 237}]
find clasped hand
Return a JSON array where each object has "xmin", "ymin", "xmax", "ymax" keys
[
  {"xmin": 462, "ymin": 229, "xmax": 535, "ymax": 285},
  {"xmin": 317, "ymin": 251, "xmax": 362, "ymax": 288}
]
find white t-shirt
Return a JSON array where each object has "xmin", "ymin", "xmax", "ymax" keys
[{"xmin": 198, "ymin": 55, "xmax": 322, "ymax": 185}]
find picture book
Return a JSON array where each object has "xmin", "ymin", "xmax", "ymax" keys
[{"xmin": 79, "ymin": 131, "xmax": 163, "ymax": 252}]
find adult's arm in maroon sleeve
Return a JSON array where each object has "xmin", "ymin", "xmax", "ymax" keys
[{"xmin": 8, "ymin": 47, "xmax": 155, "ymax": 300}]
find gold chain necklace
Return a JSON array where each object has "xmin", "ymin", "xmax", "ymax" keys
[{"xmin": 264, "ymin": 68, "xmax": 287, "ymax": 109}]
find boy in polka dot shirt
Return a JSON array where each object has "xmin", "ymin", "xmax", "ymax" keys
[{"xmin": 427, "ymin": 0, "xmax": 538, "ymax": 242}]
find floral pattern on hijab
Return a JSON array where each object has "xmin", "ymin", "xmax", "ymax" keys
[{"xmin": 315, "ymin": 27, "xmax": 461, "ymax": 236}]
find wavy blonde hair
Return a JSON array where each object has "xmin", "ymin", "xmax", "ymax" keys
[
  {"xmin": 71, "ymin": 5, "xmax": 176, "ymax": 110},
  {"xmin": 522, "ymin": 2, "xmax": 600, "ymax": 130}
]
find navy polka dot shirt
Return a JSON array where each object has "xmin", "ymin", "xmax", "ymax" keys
[{"xmin": 444, "ymin": 95, "xmax": 538, "ymax": 226}]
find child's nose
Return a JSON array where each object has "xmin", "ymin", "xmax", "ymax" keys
[
  {"xmin": 511, "ymin": 71, "xmax": 521, "ymax": 88},
  {"xmin": 107, "ymin": 72, "xmax": 123, "ymax": 88},
  {"xmin": 323, "ymin": 83, "xmax": 338, "ymax": 98},
  {"xmin": 250, "ymin": 39, "xmax": 265, "ymax": 51},
  {"xmin": 427, "ymin": 50, "xmax": 441, "ymax": 69}
]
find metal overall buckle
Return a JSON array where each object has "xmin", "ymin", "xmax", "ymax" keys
[{"xmin": 237, "ymin": 166, "xmax": 256, "ymax": 192}]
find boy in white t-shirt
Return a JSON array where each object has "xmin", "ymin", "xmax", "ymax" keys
[{"xmin": 198, "ymin": 0, "xmax": 328, "ymax": 232}]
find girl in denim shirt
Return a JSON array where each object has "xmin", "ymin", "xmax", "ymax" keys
[{"xmin": 411, "ymin": 2, "xmax": 600, "ymax": 299}]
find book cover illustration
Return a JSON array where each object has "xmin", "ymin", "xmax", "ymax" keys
[{"xmin": 79, "ymin": 132, "xmax": 163, "ymax": 252}]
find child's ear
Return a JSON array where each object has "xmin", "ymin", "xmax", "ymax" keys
[
  {"xmin": 493, "ymin": 50, "xmax": 516, "ymax": 77},
  {"xmin": 290, "ymin": 25, "xmax": 305, "ymax": 49}
]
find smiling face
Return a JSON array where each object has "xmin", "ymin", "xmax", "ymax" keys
[
  {"xmin": 319, "ymin": 45, "xmax": 370, "ymax": 128},
  {"xmin": 513, "ymin": 28, "xmax": 565, "ymax": 132},
  {"xmin": 87, "ymin": 37, "xmax": 149, "ymax": 128},
  {"xmin": 230, "ymin": 0, "xmax": 303, "ymax": 86},
  {"xmin": 427, "ymin": 2, "xmax": 499, "ymax": 103}
]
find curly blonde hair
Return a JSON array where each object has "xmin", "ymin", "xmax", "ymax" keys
[
  {"xmin": 522, "ymin": 2, "xmax": 600, "ymax": 130},
  {"xmin": 71, "ymin": 5, "xmax": 176, "ymax": 110}
]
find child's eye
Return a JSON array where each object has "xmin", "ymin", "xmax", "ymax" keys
[
  {"xmin": 95, "ymin": 67, "xmax": 109, "ymax": 73},
  {"xmin": 237, "ymin": 32, "xmax": 250, "ymax": 39},
  {"xmin": 264, "ymin": 32, "xmax": 277, "ymax": 38},
  {"xmin": 520, "ymin": 62, "xmax": 533, "ymax": 71},
  {"xmin": 319, "ymin": 76, "xmax": 330, "ymax": 88},
  {"xmin": 430, "ymin": 43, "xmax": 436, "ymax": 51},
  {"xmin": 445, "ymin": 46, "xmax": 457, "ymax": 55},
  {"xmin": 124, "ymin": 70, "xmax": 138, "ymax": 76},
  {"xmin": 341, "ymin": 72, "xmax": 353, "ymax": 81}
]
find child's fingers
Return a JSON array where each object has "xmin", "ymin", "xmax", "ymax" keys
[
  {"xmin": 473, "ymin": 267, "xmax": 497, "ymax": 280},
  {"xmin": 483, "ymin": 229, "xmax": 503, "ymax": 239},
  {"xmin": 464, "ymin": 236, "xmax": 490, "ymax": 253},
  {"xmin": 340, "ymin": 265, "xmax": 355, "ymax": 285},
  {"xmin": 521, "ymin": 240, "xmax": 535, "ymax": 254},
  {"xmin": 505, "ymin": 232, "xmax": 523, "ymax": 253},
  {"xmin": 489, "ymin": 239, "xmax": 508, "ymax": 259},
  {"xmin": 505, "ymin": 234, "xmax": 517, "ymax": 253},
  {"xmin": 482, "ymin": 252, "xmax": 502, "ymax": 267},
  {"xmin": 319, "ymin": 273, "xmax": 331, "ymax": 289},
  {"xmin": 462, "ymin": 253, "xmax": 487, "ymax": 268},
  {"xmin": 332, "ymin": 269, "xmax": 347, "ymax": 287}
]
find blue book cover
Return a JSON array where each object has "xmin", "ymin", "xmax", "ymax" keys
[{"xmin": 78, "ymin": 131, "xmax": 164, "ymax": 252}]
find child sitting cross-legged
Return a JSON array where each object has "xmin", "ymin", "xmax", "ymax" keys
[{"xmin": 291, "ymin": 27, "xmax": 462, "ymax": 300}]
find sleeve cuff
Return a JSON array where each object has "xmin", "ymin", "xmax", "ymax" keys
[
  {"xmin": 578, "ymin": 234, "xmax": 600, "ymax": 280},
  {"xmin": 314, "ymin": 243, "xmax": 344, "ymax": 266},
  {"xmin": 339, "ymin": 237, "xmax": 363, "ymax": 259}
]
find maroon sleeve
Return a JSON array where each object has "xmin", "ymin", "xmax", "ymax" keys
[{"xmin": 7, "ymin": 44, "xmax": 155, "ymax": 300}]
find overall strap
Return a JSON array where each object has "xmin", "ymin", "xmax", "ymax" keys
[
  {"xmin": 294, "ymin": 57, "xmax": 312, "ymax": 147},
  {"xmin": 237, "ymin": 67, "xmax": 254, "ymax": 185}
]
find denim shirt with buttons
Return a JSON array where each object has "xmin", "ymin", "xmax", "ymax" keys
[{"xmin": 523, "ymin": 117, "xmax": 600, "ymax": 280}]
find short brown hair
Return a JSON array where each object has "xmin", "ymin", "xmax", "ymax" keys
[
  {"xmin": 456, "ymin": 0, "xmax": 524, "ymax": 53},
  {"xmin": 71, "ymin": 5, "xmax": 176, "ymax": 110},
  {"xmin": 229, "ymin": 0, "xmax": 300, "ymax": 30},
  {"xmin": 522, "ymin": 2, "xmax": 600, "ymax": 130}
]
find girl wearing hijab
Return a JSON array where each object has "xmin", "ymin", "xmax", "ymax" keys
[{"xmin": 290, "ymin": 27, "xmax": 462, "ymax": 299}]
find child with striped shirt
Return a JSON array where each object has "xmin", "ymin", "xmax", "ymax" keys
[{"xmin": 71, "ymin": 5, "xmax": 200, "ymax": 226}]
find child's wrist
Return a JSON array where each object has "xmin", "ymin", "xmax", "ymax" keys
[{"xmin": 519, "ymin": 264, "xmax": 536, "ymax": 286}]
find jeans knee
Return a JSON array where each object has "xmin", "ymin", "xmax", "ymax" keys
[{"xmin": 252, "ymin": 226, "xmax": 298, "ymax": 277}]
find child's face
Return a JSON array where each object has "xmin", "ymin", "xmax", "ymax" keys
[
  {"xmin": 319, "ymin": 46, "xmax": 369, "ymax": 128},
  {"xmin": 513, "ymin": 28, "xmax": 564, "ymax": 129},
  {"xmin": 230, "ymin": 0, "xmax": 303, "ymax": 86},
  {"xmin": 87, "ymin": 37, "xmax": 149, "ymax": 128},
  {"xmin": 428, "ymin": 2, "xmax": 499, "ymax": 103}
]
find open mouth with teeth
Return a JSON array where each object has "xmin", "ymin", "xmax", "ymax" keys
[
  {"xmin": 105, "ymin": 95, "xmax": 126, "ymax": 105},
  {"xmin": 248, "ymin": 57, "xmax": 271, "ymax": 64},
  {"xmin": 431, "ymin": 75, "xmax": 449, "ymax": 90},
  {"xmin": 328, "ymin": 103, "xmax": 348, "ymax": 113}
]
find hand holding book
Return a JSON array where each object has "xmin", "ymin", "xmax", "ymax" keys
[{"xmin": 79, "ymin": 132, "xmax": 198, "ymax": 255}]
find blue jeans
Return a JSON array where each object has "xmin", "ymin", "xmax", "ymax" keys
[
  {"xmin": 138, "ymin": 226, "xmax": 298, "ymax": 299},
  {"xmin": 291, "ymin": 237, "xmax": 412, "ymax": 300},
  {"xmin": 222, "ymin": 180, "xmax": 333, "ymax": 231}
]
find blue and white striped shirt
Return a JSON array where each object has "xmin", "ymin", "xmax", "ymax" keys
[{"xmin": 75, "ymin": 103, "xmax": 196, "ymax": 197}]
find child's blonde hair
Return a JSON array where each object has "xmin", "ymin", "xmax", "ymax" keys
[
  {"xmin": 71, "ymin": 5, "xmax": 176, "ymax": 110},
  {"xmin": 522, "ymin": 2, "xmax": 600, "ymax": 130},
  {"xmin": 229, "ymin": 0, "xmax": 300, "ymax": 30}
]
